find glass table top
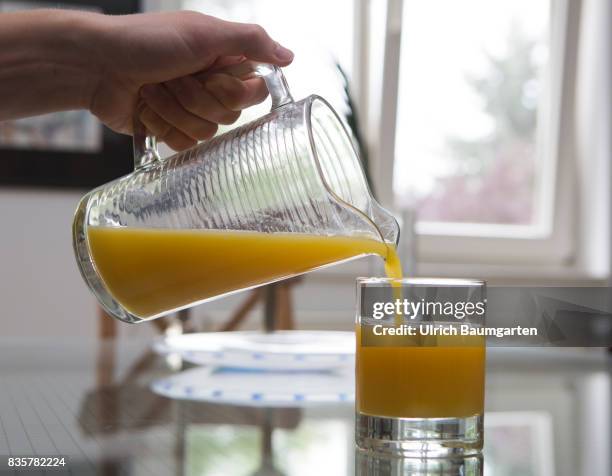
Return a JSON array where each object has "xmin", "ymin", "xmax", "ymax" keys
[{"xmin": 0, "ymin": 337, "xmax": 610, "ymax": 476}]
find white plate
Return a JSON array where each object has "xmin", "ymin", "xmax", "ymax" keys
[
  {"xmin": 153, "ymin": 331, "xmax": 355, "ymax": 371},
  {"xmin": 150, "ymin": 365, "xmax": 355, "ymax": 407}
]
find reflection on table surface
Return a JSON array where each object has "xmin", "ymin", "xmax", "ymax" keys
[{"xmin": 0, "ymin": 338, "xmax": 610, "ymax": 476}]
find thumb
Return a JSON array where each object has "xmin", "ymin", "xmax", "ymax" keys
[{"xmin": 220, "ymin": 22, "xmax": 294, "ymax": 66}]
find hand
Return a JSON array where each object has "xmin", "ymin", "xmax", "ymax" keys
[{"xmin": 88, "ymin": 11, "xmax": 293, "ymax": 150}]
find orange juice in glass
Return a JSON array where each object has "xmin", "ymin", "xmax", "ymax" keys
[{"xmin": 355, "ymin": 278, "xmax": 486, "ymax": 457}]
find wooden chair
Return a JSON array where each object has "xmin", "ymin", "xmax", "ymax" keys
[{"xmin": 219, "ymin": 278, "xmax": 301, "ymax": 332}]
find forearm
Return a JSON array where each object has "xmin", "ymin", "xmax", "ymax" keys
[
  {"xmin": 0, "ymin": 9, "xmax": 294, "ymax": 146},
  {"xmin": 0, "ymin": 9, "xmax": 103, "ymax": 120}
]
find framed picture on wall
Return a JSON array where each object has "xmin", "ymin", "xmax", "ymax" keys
[{"xmin": 0, "ymin": 0, "xmax": 140, "ymax": 188}]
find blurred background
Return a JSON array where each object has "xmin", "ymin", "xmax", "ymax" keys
[
  {"xmin": 0, "ymin": 2, "xmax": 611, "ymax": 475},
  {"xmin": 0, "ymin": 0, "xmax": 610, "ymax": 339}
]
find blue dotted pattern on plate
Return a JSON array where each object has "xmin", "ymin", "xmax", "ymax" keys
[{"xmin": 151, "ymin": 381, "xmax": 354, "ymax": 404}]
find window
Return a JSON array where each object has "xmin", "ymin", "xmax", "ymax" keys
[
  {"xmin": 384, "ymin": 0, "xmax": 583, "ymax": 275},
  {"xmin": 394, "ymin": 1, "xmax": 550, "ymax": 231}
]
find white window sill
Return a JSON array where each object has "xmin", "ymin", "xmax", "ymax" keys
[
  {"xmin": 308, "ymin": 256, "xmax": 608, "ymax": 286},
  {"xmin": 416, "ymin": 262, "xmax": 608, "ymax": 285}
]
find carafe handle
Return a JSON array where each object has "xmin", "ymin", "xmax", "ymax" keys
[{"xmin": 132, "ymin": 62, "xmax": 294, "ymax": 170}]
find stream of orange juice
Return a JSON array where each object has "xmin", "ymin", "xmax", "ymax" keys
[{"xmin": 87, "ymin": 226, "xmax": 392, "ymax": 318}]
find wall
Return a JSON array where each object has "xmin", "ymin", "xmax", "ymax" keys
[{"xmin": 0, "ymin": 188, "xmax": 100, "ymax": 338}]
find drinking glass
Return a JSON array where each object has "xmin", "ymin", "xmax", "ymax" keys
[{"xmin": 355, "ymin": 278, "xmax": 486, "ymax": 457}]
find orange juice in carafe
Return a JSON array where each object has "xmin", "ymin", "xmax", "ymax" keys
[{"xmin": 87, "ymin": 226, "xmax": 398, "ymax": 319}]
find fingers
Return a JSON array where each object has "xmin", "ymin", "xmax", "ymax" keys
[
  {"xmin": 164, "ymin": 129, "xmax": 198, "ymax": 151},
  {"xmin": 139, "ymin": 106, "xmax": 197, "ymax": 151},
  {"xmin": 165, "ymin": 75, "xmax": 241, "ymax": 124},
  {"xmin": 140, "ymin": 83, "xmax": 219, "ymax": 142},
  {"xmin": 203, "ymin": 74, "xmax": 268, "ymax": 111},
  {"xmin": 208, "ymin": 55, "xmax": 249, "ymax": 71},
  {"xmin": 139, "ymin": 72, "xmax": 270, "ymax": 151},
  {"xmin": 139, "ymin": 106, "xmax": 171, "ymax": 139},
  {"xmin": 209, "ymin": 20, "xmax": 294, "ymax": 66}
]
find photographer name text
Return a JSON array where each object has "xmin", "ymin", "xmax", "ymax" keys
[{"xmin": 372, "ymin": 323, "xmax": 537, "ymax": 338}]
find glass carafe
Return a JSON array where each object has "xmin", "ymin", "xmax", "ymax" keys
[{"xmin": 73, "ymin": 63, "xmax": 399, "ymax": 323}]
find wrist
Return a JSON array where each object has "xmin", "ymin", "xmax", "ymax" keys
[
  {"xmin": 0, "ymin": 9, "xmax": 108, "ymax": 120},
  {"xmin": 12, "ymin": 10, "xmax": 106, "ymax": 112},
  {"xmin": 44, "ymin": 10, "xmax": 107, "ymax": 111}
]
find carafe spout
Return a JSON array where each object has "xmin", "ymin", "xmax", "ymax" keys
[{"xmin": 371, "ymin": 203, "xmax": 400, "ymax": 247}]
